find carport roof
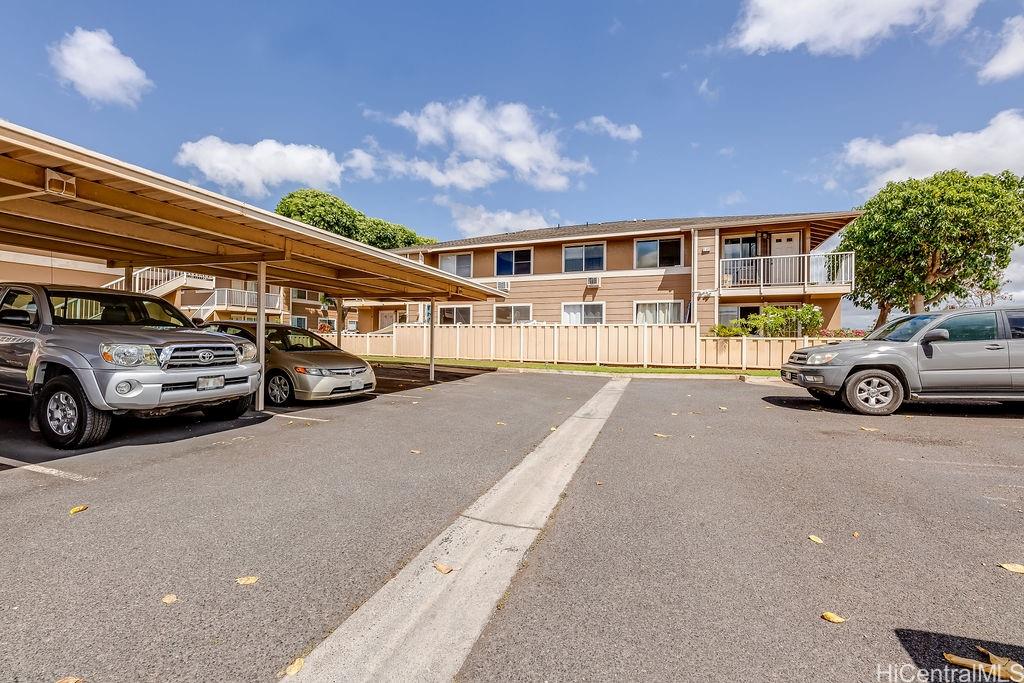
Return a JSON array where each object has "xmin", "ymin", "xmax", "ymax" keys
[{"xmin": 0, "ymin": 120, "xmax": 503, "ymax": 303}]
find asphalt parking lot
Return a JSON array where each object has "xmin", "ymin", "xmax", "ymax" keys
[{"xmin": 2, "ymin": 367, "xmax": 1023, "ymax": 682}]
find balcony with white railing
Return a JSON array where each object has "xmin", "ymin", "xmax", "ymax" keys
[
  {"xmin": 179, "ymin": 288, "xmax": 284, "ymax": 321},
  {"xmin": 719, "ymin": 252, "xmax": 855, "ymax": 294}
]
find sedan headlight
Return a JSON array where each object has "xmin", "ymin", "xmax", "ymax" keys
[
  {"xmin": 237, "ymin": 342, "xmax": 258, "ymax": 363},
  {"xmin": 295, "ymin": 366, "xmax": 328, "ymax": 376},
  {"xmin": 806, "ymin": 351, "xmax": 839, "ymax": 365},
  {"xmin": 100, "ymin": 343, "xmax": 159, "ymax": 367}
]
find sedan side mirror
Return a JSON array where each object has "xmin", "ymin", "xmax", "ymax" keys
[
  {"xmin": 0, "ymin": 309, "xmax": 32, "ymax": 327},
  {"xmin": 922, "ymin": 328, "xmax": 950, "ymax": 344}
]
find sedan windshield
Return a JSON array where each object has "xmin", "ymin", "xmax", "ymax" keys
[
  {"xmin": 48, "ymin": 291, "xmax": 193, "ymax": 327},
  {"xmin": 865, "ymin": 314, "xmax": 940, "ymax": 342},
  {"xmin": 266, "ymin": 327, "xmax": 339, "ymax": 351}
]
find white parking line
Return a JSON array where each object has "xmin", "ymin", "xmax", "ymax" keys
[
  {"xmin": 367, "ymin": 392, "xmax": 424, "ymax": 399},
  {"xmin": 0, "ymin": 456, "xmax": 96, "ymax": 482},
  {"xmin": 897, "ymin": 457, "xmax": 1023, "ymax": 470},
  {"xmin": 266, "ymin": 412, "xmax": 331, "ymax": 423},
  {"xmin": 294, "ymin": 378, "xmax": 630, "ymax": 683}
]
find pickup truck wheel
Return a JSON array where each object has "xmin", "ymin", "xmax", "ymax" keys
[
  {"xmin": 37, "ymin": 376, "xmax": 112, "ymax": 449},
  {"xmin": 841, "ymin": 369, "xmax": 904, "ymax": 416},
  {"xmin": 265, "ymin": 372, "xmax": 293, "ymax": 407},
  {"xmin": 202, "ymin": 393, "xmax": 253, "ymax": 421}
]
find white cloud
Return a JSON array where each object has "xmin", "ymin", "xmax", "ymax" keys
[
  {"xmin": 342, "ymin": 148, "xmax": 377, "ymax": 180},
  {"xmin": 382, "ymin": 96, "xmax": 592, "ymax": 191},
  {"xmin": 48, "ymin": 27, "xmax": 153, "ymax": 107},
  {"xmin": 729, "ymin": 0, "xmax": 983, "ymax": 56},
  {"xmin": 574, "ymin": 115, "xmax": 643, "ymax": 142},
  {"xmin": 718, "ymin": 146, "xmax": 736, "ymax": 158},
  {"xmin": 174, "ymin": 136, "xmax": 343, "ymax": 198},
  {"xmin": 608, "ymin": 18, "xmax": 623, "ymax": 35},
  {"xmin": 842, "ymin": 109, "xmax": 1024, "ymax": 192},
  {"xmin": 1004, "ymin": 246, "xmax": 1024, "ymax": 301},
  {"xmin": 979, "ymin": 15, "xmax": 1024, "ymax": 83},
  {"xmin": 719, "ymin": 190, "xmax": 747, "ymax": 206},
  {"xmin": 433, "ymin": 195, "xmax": 552, "ymax": 238},
  {"xmin": 697, "ymin": 78, "xmax": 719, "ymax": 101}
]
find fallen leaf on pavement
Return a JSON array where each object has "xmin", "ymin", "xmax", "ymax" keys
[
  {"xmin": 860, "ymin": 426, "xmax": 879, "ymax": 432},
  {"xmin": 410, "ymin": 449, "xmax": 422, "ymax": 455},
  {"xmin": 689, "ymin": 411, "xmax": 702, "ymax": 415},
  {"xmin": 688, "ymin": 434, "xmax": 696, "ymax": 438},
  {"xmin": 55, "ymin": 677, "xmax": 84, "ymax": 683},
  {"xmin": 718, "ymin": 406, "xmax": 728, "ymax": 411},
  {"xmin": 161, "ymin": 594, "xmax": 178, "ymax": 605},
  {"xmin": 852, "ymin": 531, "xmax": 860, "ymax": 538},
  {"xmin": 944, "ymin": 647, "xmax": 1024, "ymax": 682},
  {"xmin": 496, "ymin": 421, "xmax": 506, "ymax": 426},
  {"xmin": 236, "ymin": 576, "xmax": 259, "ymax": 586},
  {"xmin": 654, "ymin": 433, "xmax": 672, "ymax": 438},
  {"xmin": 596, "ymin": 481, "xmax": 605, "ymax": 486},
  {"xmin": 433, "ymin": 561, "xmax": 455, "ymax": 574},
  {"xmin": 284, "ymin": 657, "xmax": 305, "ymax": 676},
  {"xmin": 550, "ymin": 427, "xmax": 557, "ymax": 431},
  {"xmin": 808, "ymin": 535, "xmax": 824, "ymax": 544},
  {"xmin": 998, "ymin": 563, "xmax": 1024, "ymax": 574},
  {"xmin": 821, "ymin": 612, "xmax": 846, "ymax": 623},
  {"xmin": 671, "ymin": 412, "xmax": 679, "ymax": 416},
  {"xmin": 68, "ymin": 505, "xmax": 88, "ymax": 517}
]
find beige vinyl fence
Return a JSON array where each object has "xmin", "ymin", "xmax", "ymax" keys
[{"xmin": 329, "ymin": 324, "xmax": 855, "ymax": 371}]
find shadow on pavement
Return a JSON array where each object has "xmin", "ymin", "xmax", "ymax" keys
[
  {"xmin": 761, "ymin": 394, "xmax": 1024, "ymax": 420},
  {"xmin": 895, "ymin": 628, "xmax": 1024, "ymax": 678}
]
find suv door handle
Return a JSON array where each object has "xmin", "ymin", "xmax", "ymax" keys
[{"xmin": 985, "ymin": 344, "xmax": 1005, "ymax": 350}]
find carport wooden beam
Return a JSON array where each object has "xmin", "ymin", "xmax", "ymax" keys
[{"xmin": 106, "ymin": 251, "xmax": 288, "ymax": 268}]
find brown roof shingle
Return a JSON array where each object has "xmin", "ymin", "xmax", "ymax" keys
[{"xmin": 397, "ymin": 211, "xmax": 859, "ymax": 252}]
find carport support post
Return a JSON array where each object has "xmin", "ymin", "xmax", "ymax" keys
[
  {"xmin": 123, "ymin": 265, "xmax": 133, "ymax": 292},
  {"xmin": 428, "ymin": 297, "xmax": 436, "ymax": 382},
  {"xmin": 256, "ymin": 261, "xmax": 267, "ymax": 411}
]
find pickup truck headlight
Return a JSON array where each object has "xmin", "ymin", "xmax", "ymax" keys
[
  {"xmin": 237, "ymin": 342, "xmax": 258, "ymax": 363},
  {"xmin": 806, "ymin": 351, "xmax": 839, "ymax": 365},
  {"xmin": 100, "ymin": 343, "xmax": 159, "ymax": 367}
]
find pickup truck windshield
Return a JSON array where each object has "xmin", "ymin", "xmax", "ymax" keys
[
  {"xmin": 48, "ymin": 290, "xmax": 193, "ymax": 327},
  {"xmin": 864, "ymin": 314, "xmax": 940, "ymax": 342}
]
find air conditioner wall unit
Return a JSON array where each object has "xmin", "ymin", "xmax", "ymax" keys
[
  {"xmin": 586, "ymin": 276, "xmax": 601, "ymax": 288},
  {"xmin": 495, "ymin": 280, "xmax": 511, "ymax": 292}
]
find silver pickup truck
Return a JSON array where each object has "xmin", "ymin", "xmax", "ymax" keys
[
  {"xmin": 781, "ymin": 307, "xmax": 1024, "ymax": 415},
  {"xmin": 0, "ymin": 283, "xmax": 261, "ymax": 449}
]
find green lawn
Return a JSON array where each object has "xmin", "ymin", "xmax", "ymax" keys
[{"xmin": 363, "ymin": 355, "xmax": 781, "ymax": 377}]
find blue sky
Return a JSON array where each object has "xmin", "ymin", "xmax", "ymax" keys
[{"xmin": 3, "ymin": 1, "xmax": 1024, "ymax": 324}]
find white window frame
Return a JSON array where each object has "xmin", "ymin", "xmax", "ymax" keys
[
  {"xmin": 561, "ymin": 301, "xmax": 605, "ymax": 325},
  {"xmin": 290, "ymin": 288, "xmax": 320, "ymax": 303},
  {"xmin": 493, "ymin": 247, "xmax": 534, "ymax": 277},
  {"xmin": 292, "ymin": 315, "xmax": 308, "ymax": 330},
  {"xmin": 437, "ymin": 304, "xmax": 473, "ymax": 325},
  {"xmin": 561, "ymin": 242, "xmax": 606, "ymax": 274},
  {"xmin": 493, "ymin": 303, "xmax": 533, "ymax": 325},
  {"xmin": 317, "ymin": 316, "xmax": 337, "ymax": 333},
  {"xmin": 721, "ymin": 233, "xmax": 758, "ymax": 259},
  {"xmin": 633, "ymin": 300, "xmax": 686, "ymax": 325},
  {"xmin": 438, "ymin": 252, "xmax": 474, "ymax": 278},
  {"xmin": 633, "ymin": 237, "xmax": 684, "ymax": 269}
]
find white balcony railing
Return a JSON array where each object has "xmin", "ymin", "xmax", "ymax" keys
[
  {"xmin": 719, "ymin": 252, "xmax": 855, "ymax": 290},
  {"xmin": 212, "ymin": 288, "xmax": 282, "ymax": 310}
]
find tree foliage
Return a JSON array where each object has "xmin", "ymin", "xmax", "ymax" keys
[
  {"xmin": 710, "ymin": 304, "xmax": 824, "ymax": 337},
  {"xmin": 275, "ymin": 189, "xmax": 436, "ymax": 249},
  {"xmin": 840, "ymin": 170, "xmax": 1024, "ymax": 327}
]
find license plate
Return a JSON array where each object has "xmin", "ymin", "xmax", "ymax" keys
[
  {"xmin": 197, "ymin": 375, "xmax": 225, "ymax": 391},
  {"xmin": 350, "ymin": 378, "xmax": 364, "ymax": 391}
]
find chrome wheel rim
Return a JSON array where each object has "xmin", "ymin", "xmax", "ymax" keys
[
  {"xmin": 267, "ymin": 375, "xmax": 290, "ymax": 404},
  {"xmin": 46, "ymin": 391, "xmax": 79, "ymax": 436},
  {"xmin": 855, "ymin": 377, "xmax": 893, "ymax": 409}
]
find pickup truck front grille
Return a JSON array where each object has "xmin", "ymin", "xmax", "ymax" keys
[
  {"xmin": 788, "ymin": 351, "xmax": 808, "ymax": 365},
  {"xmin": 159, "ymin": 344, "xmax": 238, "ymax": 369},
  {"xmin": 162, "ymin": 376, "xmax": 248, "ymax": 393}
]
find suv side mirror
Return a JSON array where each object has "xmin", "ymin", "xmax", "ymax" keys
[
  {"xmin": 191, "ymin": 317, "xmax": 205, "ymax": 326},
  {"xmin": 0, "ymin": 309, "xmax": 32, "ymax": 327},
  {"xmin": 922, "ymin": 328, "xmax": 950, "ymax": 344}
]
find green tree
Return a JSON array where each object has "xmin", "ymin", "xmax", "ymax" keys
[
  {"xmin": 275, "ymin": 188, "xmax": 435, "ymax": 248},
  {"xmin": 840, "ymin": 170, "xmax": 1024, "ymax": 328}
]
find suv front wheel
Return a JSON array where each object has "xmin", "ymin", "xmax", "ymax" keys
[
  {"xmin": 841, "ymin": 369, "xmax": 904, "ymax": 416},
  {"xmin": 37, "ymin": 375, "xmax": 113, "ymax": 449}
]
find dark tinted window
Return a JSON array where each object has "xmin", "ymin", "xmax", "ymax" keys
[
  {"xmin": 1007, "ymin": 311, "xmax": 1024, "ymax": 339},
  {"xmin": 48, "ymin": 291, "xmax": 191, "ymax": 327},
  {"xmin": 659, "ymin": 239, "xmax": 681, "ymax": 267},
  {"xmin": 936, "ymin": 313, "xmax": 999, "ymax": 342}
]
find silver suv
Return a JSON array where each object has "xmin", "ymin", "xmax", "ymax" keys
[
  {"xmin": 0, "ymin": 283, "xmax": 261, "ymax": 449},
  {"xmin": 781, "ymin": 307, "xmax": 1024, "ymax": 415}
]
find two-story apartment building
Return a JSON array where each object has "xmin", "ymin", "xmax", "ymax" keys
[{"xmin": 348, "ymin": 211, "xmax": 859, "ymax": 332}]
